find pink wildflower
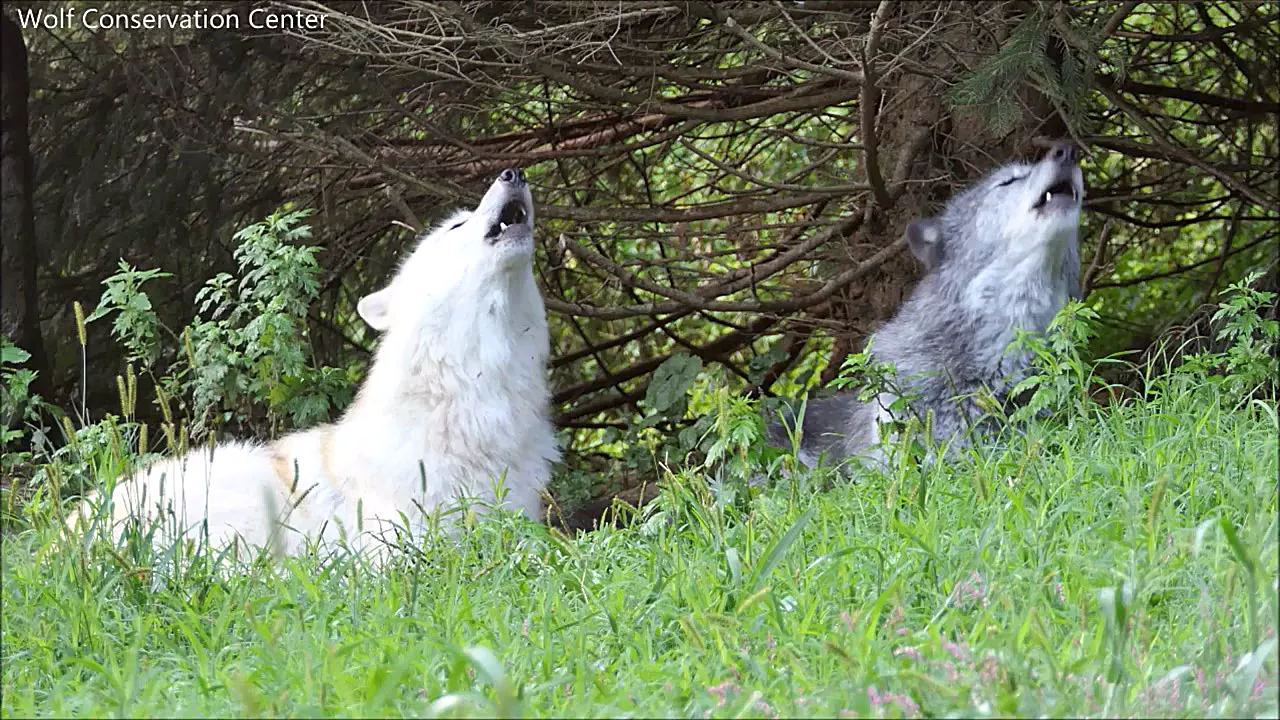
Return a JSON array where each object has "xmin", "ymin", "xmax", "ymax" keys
[
  {"xmin": 950, "ymin": 572, "xmax": 988, "ymax": 610},
  {"xmin": 841, "ymin": 611, "xmax": 856, "ymax": 633},
  {"xmin": 942, "ymin": 639, "xmax": 968, "ymax": 662},
  {"xmin": 707, "ymin": 680, "xmax": 739, "ymax": 707},
  {"xmin": 978, "ymin": 656, "xmax": 1003, "ymax": 684},
  {"xmin": 868, "ymin": 686, "xmax": 920, "ymax": 717},
  {"xmin": 893, "ymin": 645, "xmax": 923, "ymax": 662}
]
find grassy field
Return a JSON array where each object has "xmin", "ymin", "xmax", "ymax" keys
[{"xmin": 2, "ymin": 368, "xmax": 1277, "ymax": 718}]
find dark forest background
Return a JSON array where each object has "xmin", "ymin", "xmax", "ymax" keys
[{"xmin": 2, "ymin": 0, "xmax": 1276, "ymax": 515}]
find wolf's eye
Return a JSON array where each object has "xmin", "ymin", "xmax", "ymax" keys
[
  {"xmin": 448, "ymin": 220, "xmax": 465, "ymax": 230},
  {"xmin": 997, "ymin": 175, "xmax": 1026, "ymax": 187}
]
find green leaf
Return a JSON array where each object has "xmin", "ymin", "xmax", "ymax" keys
[
  {"xmin": 749, "ymin": 505, "xmax": 815, "ymax": 594},
  {"xmin": 1218, "ymin": 516, "xmax": 1256, "ymax": 578},
  {"xmin": 1, "ymin": 345, "xmax": 31, "ymax": 366},
  {"xmin": 644, "ymin": 353, "xmax": 703, "ymax": 414}
]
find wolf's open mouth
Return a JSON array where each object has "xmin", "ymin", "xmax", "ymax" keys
[
  {"xmin": 487, "ymin": 199, "xmax": 530, "ymax": 242},
  {"xmin": 1033, "ymin": 179, "xmax": 1080, "ymax": 210},
  {"xmin": 498, "ymin": 199, "xmax": 527, "ymax": 229}
]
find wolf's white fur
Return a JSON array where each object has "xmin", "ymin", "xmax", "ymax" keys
[{"xmin": 68, "ymin": 171, "xmax": 559, "ymax": 559}]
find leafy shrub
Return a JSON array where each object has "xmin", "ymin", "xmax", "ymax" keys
[
  {"xmin": 0, "ymin": 207, "xmax": 361, "ymax": 528},
  {"xmin": 85, "ymin": 207, "xmax": 358, "ymax": 441},
  {"xmin": 1172, "ymin": 271, "xmax": 1278, "ymax": 401}
]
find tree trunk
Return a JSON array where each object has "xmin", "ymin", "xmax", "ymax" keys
[{"xmin": 1, "ymin": 13, "xmax": 52, "ymax": 400}]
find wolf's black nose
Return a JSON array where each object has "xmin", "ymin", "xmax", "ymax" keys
[
  {"xmin": 1046, "ymin": 140, "xmax": 1079, "ymax": 165},
  {"xmin": 499, "ymin": 168, "xmax": 525, "ymax": 185}
]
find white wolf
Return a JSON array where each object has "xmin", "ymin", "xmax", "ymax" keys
[
  {"xmin": 768, "ymin": 140, "xmax": 1085, "ymax": 468},
  {"xmin": 67, "ymin": 168, "xmax": 560, "ymax": 559}
]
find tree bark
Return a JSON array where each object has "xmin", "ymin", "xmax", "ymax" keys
[{"xmin": 1, "ymin": 13, "xmax": 52, "ymax": 400}]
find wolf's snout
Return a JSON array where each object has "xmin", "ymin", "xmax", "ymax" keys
[
  {"xmin": 1045, "ymin": 140, "xmax": 1080, "ymax": 166},
  {"xmin": 483, "ymin": 168, "xmax": 534, "ymax": 245},
  {"xmin": 1032, "ymin": 139, "xmax": 1084, "ymax": 211}
]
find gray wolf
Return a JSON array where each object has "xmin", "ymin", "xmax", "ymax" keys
[
  {"xmin": 68, "ymin": 168, "xmax": 560, "ymax": 560},
  {"xmin": 768, "ymin": 141, "xmax": 1084, "ymax": 468}
]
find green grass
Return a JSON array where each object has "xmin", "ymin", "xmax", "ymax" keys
[{"xmin": 2, "ymin": 380, "xmax": 1277, "ymax": 718}]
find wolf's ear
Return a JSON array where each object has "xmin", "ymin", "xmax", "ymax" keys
[
  {"xmin": 906, "ymin": 218, "xmax": 943, "ymax": 270},
  {"xmin": 357, "ymin": 288, "xmax": 393, "ymax": 332}
]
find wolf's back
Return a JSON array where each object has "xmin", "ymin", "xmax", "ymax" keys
[{"xmin": 65, "ymin": 440, "xmax": 298, "ymax": 553}]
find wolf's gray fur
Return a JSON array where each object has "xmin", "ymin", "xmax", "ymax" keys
[{"xmin": 768, "ymin": 141, "xmax": 1085, "ymax": 468}]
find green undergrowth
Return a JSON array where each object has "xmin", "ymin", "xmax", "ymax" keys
[
  {"xmin": 3, "ymin": 374, "xmax": 1276, "ymax": 718},
  {"xmin": 2, "ymin": 282, "xmax": 1277, "ymax": 718}
]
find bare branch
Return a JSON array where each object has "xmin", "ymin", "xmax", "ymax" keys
[{"xmin": 860, "ymin": 0, "xmax": 893, "ymax": 211}]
